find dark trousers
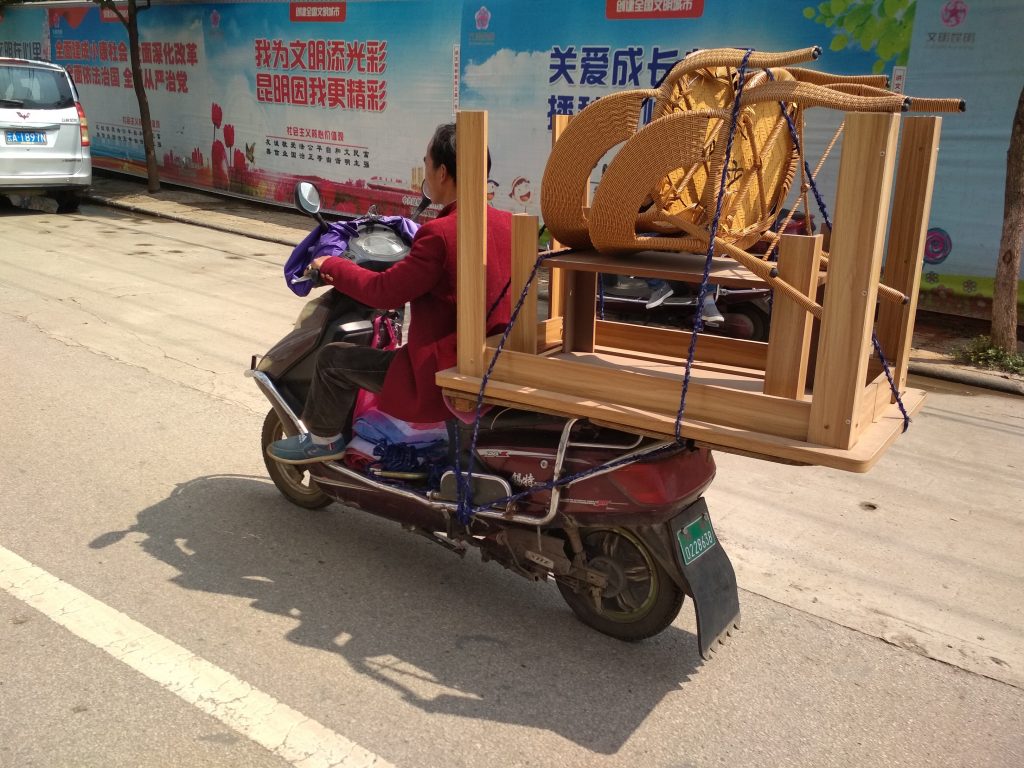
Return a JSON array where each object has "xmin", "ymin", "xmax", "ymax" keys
[{"xmin": 301, "ymin": 342, "xmax": 397, "ymax": 437}]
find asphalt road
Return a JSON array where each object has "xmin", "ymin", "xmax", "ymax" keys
[{"xmin": 1, "ymin": 202, "xmax": 1022, "ymax": 767}]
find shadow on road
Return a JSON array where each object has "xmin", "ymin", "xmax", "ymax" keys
[{"xmin": 91, "ymin": 473, "xmax": 705, "ymax": 753}]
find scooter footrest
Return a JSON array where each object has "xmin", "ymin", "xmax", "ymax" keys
[{"xmin": 438, "ymin": 470, "xmax": 512, "ymax": 507}]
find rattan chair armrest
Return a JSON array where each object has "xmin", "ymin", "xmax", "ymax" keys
[
  {"xmin": 786, "ymin": 67, "xmax": 890, "ymax": 89},
  {"xmin": 540, "ymin": 88, "xmax": 656, "ymax": 249},
  {"xmin": 656, "ymin": 46, "xmax": 822, "ymax": 94},
  {"xmin": 907, "ymin": 97, "xmax": 966, "ymax": 113},
  {"xmin": 739, "ymin": 80, "xmax": 910, "ymax": 113}
]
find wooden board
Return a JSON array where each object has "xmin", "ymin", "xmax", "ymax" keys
[
  {"xmin": 456, "ymin": 111, "xmax": 488, "ymax": 377},
  {"xmin": 874, "ymin": 117, "xmax": 942, "ymax": 393},
  {"xmin": 594, "ymin": 319, "xmax": 769, "ymax": 370},
  {"xmin": 764, "ymin": 234, "xmax": 821, "ymax": 399},
  {"xmin": 437, "ymin": 367, "xmax": 926, "ymax": 473},
  {"xmin": 543, "ymin": 248, "xmax": 815, "ymax": 289},
  {"xmin": 808, "ymin": 112, "xmax": 900, "ymax": 449}
]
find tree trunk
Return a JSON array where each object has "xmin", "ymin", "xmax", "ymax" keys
[
  {"xmin": 125, "ymin": 0, "xmax": 160, "ymax": 193},
  {"xmin": 992, "ymin": 84, "xmax": 1024, "ymax": 351}
]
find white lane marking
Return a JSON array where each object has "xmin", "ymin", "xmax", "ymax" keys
[{"xmin": 0, "ymin": 545, "xmax": 393, "ymax": 768}]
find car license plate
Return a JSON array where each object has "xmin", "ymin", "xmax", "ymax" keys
[
  {"xmin": 677, "ymin": 513, "xmax": 717, "ymax": 565},
  {"xmin": 6, "ymin": 131, "xmax": 46, "ymax": 145}
]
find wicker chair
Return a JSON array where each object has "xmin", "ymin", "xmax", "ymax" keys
[
  {"xmin": 541, "ymin": 46, "xmax": 963, "ymax": 258},
  {"xmin": 588, "ymin": 79, "xmax": 911, "ymax": 257},
  {"xmin": 539, "ymin": 46, "xmax": 823, "ymax": 250}
]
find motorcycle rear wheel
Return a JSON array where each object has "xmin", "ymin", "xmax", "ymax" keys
[
  {"xmin": 261, "ymin": 408, "xmax": 333, "ymax": 509},
  {"xmin": 557, "ymin": 527, "xmax": 684, "ymax": 642},
  {"xmin": 720, "ymin": 302, "xmax": 769, "ymax": 342}
]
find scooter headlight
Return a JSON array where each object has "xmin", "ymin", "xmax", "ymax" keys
[{"xmin": 347, "ymin": 231, "xmax": 409, "ymax": 263}]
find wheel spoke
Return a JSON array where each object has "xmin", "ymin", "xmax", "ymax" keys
[
  {"xmin": 597, "ymin": 532, "xmax": 622, "ymax": 559},
  {"xmin": 607, "ymin": 533, "xmax": 621, "ymax": 558},
  {"xmin": 615, "ymin": 589, "xmax": 641, "ymax": 613},
  {"xmin": 623, "ymin": 565, "xmax": 651, "ymax": 583}
]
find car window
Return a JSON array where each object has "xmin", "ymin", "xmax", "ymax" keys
[{"xmin": 0, "ymin": 66, "xmax": 75, "ymax": 109}]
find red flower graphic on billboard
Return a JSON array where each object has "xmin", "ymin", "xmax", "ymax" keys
[
  {"xmin": 941, "ymin": 0, "xmax": 968, "ymax": 27},
  {"xmin": 475, "ymin": 6, "xmax": 491, "ymax": 30}
]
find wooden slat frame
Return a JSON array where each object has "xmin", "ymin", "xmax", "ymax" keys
[
  {"xmin": 544, "ymin": 248, "xmax": 791, "ymax": 289},
  {"xmin": 547, "ymin": 115, "xmax": 571, "ymax": 320},
  {"xmin": 873, "ymin": 117, "xmax": 942, "ymax": 394},
  {"xmin": 440, "ymin": 108, "xmax": 933, "ymax": 473},
  {"xmin": 456, "ymin": 111, "xmax": 488, "ymax": 376},
  {"xmin": 563, "ymin": 271, "xmax": 597, "ymax": 352},
  {"xmin": 594, "ymin": 320, "xmax": 769, "ymax": 370},
  {"xmin": 508, "ymin": 213, "xmax": 540, "ymax": 354},
  {"xmin": 436, "ymin": 370, "xmax": 927, "ymax": 473},
  {"xmin": 764, "ymin": 234, "xmax": 822, "ymax": 399},
  {"xmin": 809, "ymin": 112, "xmax": 900, "ymax": 449},
  {"xmin": 471, "ymin": 347, "xmax": 811, "ymax": 440}
]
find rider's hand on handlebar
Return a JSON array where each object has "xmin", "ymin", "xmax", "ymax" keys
[{"xmin": 290, "ymin": 263, "xmax": 323, "ymax": 287}]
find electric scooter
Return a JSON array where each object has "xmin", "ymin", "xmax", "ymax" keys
[{"xmin": 246, "ymin": 182, "xmax": 740, "ymax": 657}]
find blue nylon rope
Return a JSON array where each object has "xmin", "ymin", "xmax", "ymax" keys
[
  {"xmin": 673, "ymin": 48, "xmax": 755, "ymax": 442},
  {"xmin": 455, "ymin": 250, "xmax": 549, "ymax": 524},
  {"xmin": 764, "ymin": 68, "xmax": 832, "ymax": 256},
  {"xmin": 871, "ymin": 333, "xmax": 912, "ymax": 432}
]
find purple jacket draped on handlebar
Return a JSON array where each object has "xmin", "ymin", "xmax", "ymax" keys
[{"xmin": 284, "ymin": 215, "xmax": 420, "ymax": 297}]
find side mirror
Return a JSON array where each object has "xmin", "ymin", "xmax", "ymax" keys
[
  {"xmin": 294, "ymin": 181, "xmax": 322, "ymax": 215},
  {"xmin": 411, "ymin": 180, "xmax": 431, "ymax": 221}
]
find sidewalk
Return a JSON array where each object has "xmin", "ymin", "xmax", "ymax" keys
[
  {"xmin": 84, "ymin": 173, "xmax": 312, "ymax": 245},
  {"xmin": 82, "ymin": 172, "xmax": 1024, "ymax": 396}
]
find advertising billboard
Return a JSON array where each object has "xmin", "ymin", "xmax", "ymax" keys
[{"xmin": 45, "ymin": 1, "xmax": 458, "ymax": 217}]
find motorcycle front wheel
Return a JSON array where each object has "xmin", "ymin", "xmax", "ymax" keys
[
  {"xmin": 260, "ymin": 408, "xmax": 333, "ymax": 509},
  {"xmin": 556, "ymin": 527, "xmax": 684, "ymax": 642}
]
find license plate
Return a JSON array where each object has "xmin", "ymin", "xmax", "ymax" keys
[
  {"xmin": 6, "ymin": 131, "xmax": 46, "ymax": 145},
  {"xmin": 677, "ymin": 513, "xmax": 718, "ymax": 565}
]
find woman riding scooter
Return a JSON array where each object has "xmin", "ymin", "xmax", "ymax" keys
[{"xmin": 268, "ymin": 123, "xmax": 513, "ymax": 464}]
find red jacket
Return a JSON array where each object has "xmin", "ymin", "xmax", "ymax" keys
[{"xmin": 318, "ymin": 202, "xmax": 513, "ymax": 422}]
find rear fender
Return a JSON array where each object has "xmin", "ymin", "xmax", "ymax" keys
[{"xmin": 633, "ymin": 498, "xmax": 740, "ymax": 660}]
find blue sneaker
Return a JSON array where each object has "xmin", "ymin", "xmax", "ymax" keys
[
  {"xmin": 645, "ymin": 282, "xmax": 674, "ymax": 309},
  {"xmin": 267, "ymin": 433, "xmax": 346, "ymax": 464}
]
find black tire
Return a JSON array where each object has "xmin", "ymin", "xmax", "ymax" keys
[
  {"xmin": 52, "ymin": 191, "xmax": 81, "ymax": 214},
  {"xmin": 260, "ymin": 408, "xmax": 333, "ymax": 509},
  {"xmin": 556, "ymin": 527, "xmax": 684, "ymax": 642},
  {"xmin": 721, "ymin": 302, "xmax": 770, "ymax": 342}
]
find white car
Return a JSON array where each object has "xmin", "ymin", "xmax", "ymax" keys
[{"xmin": 0, "ymin": 57, "xmax": 91, "ymax": 212}]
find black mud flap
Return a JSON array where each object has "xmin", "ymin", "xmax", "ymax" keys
[{"xmin": 668, "ymin": 499, "xmax": 740, "ymax": 660}]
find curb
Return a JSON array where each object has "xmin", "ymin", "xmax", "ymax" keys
[
  {"xmin": 908, "ymin": 361, "xmax": 1024, "ymax": 396},
  {"xmin": 83, "ymin": 193, "xmax": 301, "ymax": 247}
]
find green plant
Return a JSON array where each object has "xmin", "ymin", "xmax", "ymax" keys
[
  {"xmin": 803, "ymin": 0, "xmax": 916, "ymax": 74},
  {"xmin": 954, "ymin": 336, "xmax": 1024, "ymax": 375}
]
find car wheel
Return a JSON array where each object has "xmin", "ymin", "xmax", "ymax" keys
[{"xmin": 52, "ymin": 191, "xmax": 81, "ymax": 214}]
